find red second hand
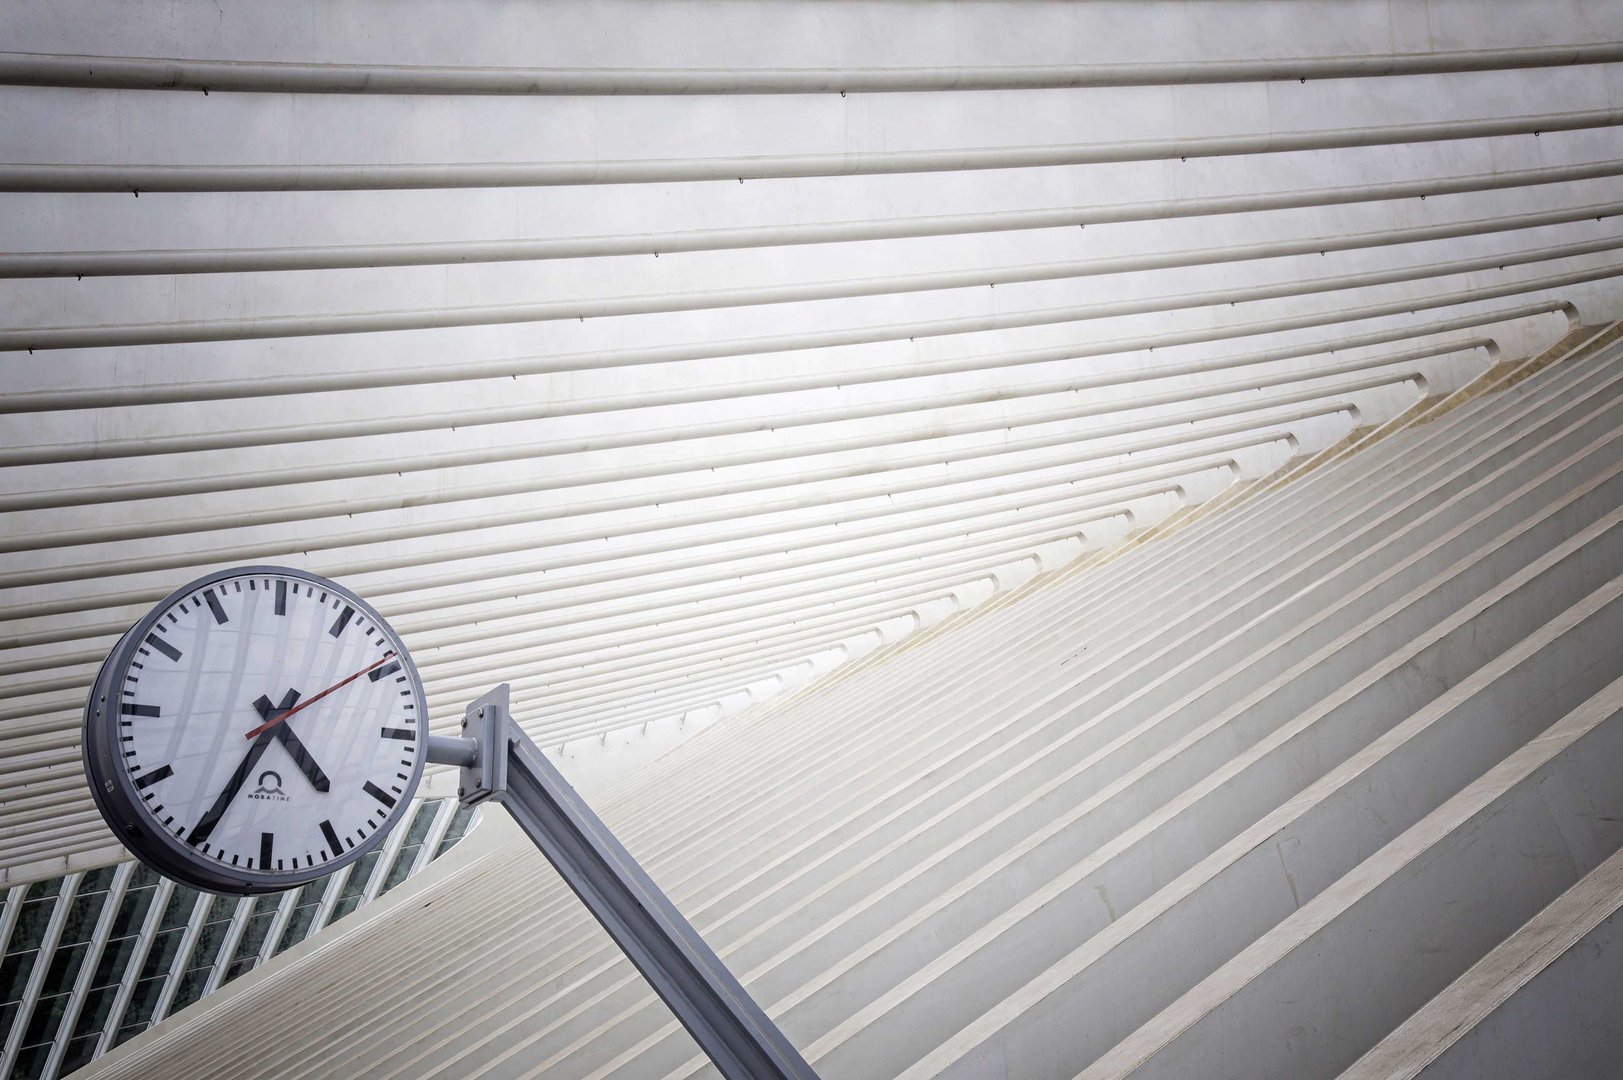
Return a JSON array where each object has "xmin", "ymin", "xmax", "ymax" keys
[{"xmin": 244, "ymin": 652, "xmax": 396, "ymax": 739}]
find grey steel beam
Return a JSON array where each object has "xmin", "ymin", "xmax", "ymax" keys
[
  {"xmin": 359, "ymin": 811, "xmax": 416, "ymax": 907},
  {"xmin": 0, "ymin": 884, "xmax": 27, "ymax": 957},
  {"xmin": 1, "ymin": 873, "xmax": 81, "ymax": 1077},
  {"xmin": 252, "ymin": 885, "xmax": 303, "ymax": 966},
  {"xmin": 410, "ymin": 800, "xmax": 458, "ymax": 879},
  {"xmin": 149, "ymin": 893, "xmax": 213, "ymax": 1024},
  {"xmin": 2, "ymin": 226, "xmax": 1616, "ymax": 354},
  {"xmin": 307, "ymin": 866, "xmax": 353, "ymax": 940},
  {"xmin": 93, "ymin": 878, "xmax": 173, "ymax": 1059},
  {"xmin": 42, "ymin": 863, "xmax": 134, "ymax": 1080},
  {"xmin": 6, "ymin": 43, "xmax": 1623, "ymax": 95},
  {"xmin": 0, "ymin": 108, "xmax": 1618, "ymax": 194},
  {"xmin": 1, "ymin": 163, "xmax": 1620, "ymax": 281},
  {"xmin": 201, "ymin": 897, "xmax": 255, "ymax": 998}
]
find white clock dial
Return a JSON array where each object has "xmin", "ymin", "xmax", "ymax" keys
[{"xmin": 84, "ymin": 567, "xmax": 425, "ymax": 893}]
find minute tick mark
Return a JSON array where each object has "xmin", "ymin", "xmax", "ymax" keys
[
  {"xmin": 133, "ymin": 764, "xmax": 173, "ymax": 789},
  {"xmin": 146, "ymin": 634, "xmax": 182, "ymax": 662}
]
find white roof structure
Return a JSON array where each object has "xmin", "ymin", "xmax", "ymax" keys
[{"xmin": 2, "ymin": 2, "xmax": 1623, "ymax": 1077}]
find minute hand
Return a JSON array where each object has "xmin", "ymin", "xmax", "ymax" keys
[
  {"xmin": 243, "ymin": 652, "xmax": 396, "ymax": 739},
  {"xmin": 187, "ymin": 729, "xmax": 276, "ymax": 847}
]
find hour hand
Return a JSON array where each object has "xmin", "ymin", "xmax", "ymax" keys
[
  {"xmin": 273, "ymin": 724, "xmax": 330, "ymax": 793},
  {"xmin": 252, "ymin": 689, "xmax": 301, "ymax": 724},
  {"xmin": 253, "ymin": 692, "xmax": 330, "ymax": 793}
]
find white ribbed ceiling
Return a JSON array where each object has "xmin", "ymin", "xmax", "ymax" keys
[{"xmin": 2, "ymin": 0, "xmax": 1622, "ymax": 881}]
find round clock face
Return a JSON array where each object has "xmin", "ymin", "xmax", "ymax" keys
[{"xmin": 83, "ymin": 566, "xmax": 426, "ymax": 895}]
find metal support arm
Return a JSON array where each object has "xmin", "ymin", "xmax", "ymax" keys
[{"xmin": 427, "ymin": 684, "xmax": 819, "ymax": 1080}]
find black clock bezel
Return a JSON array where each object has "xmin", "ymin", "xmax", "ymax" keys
[{"xmin": 82, "ymin": 565, "xmax": 428, "ymax": 896}]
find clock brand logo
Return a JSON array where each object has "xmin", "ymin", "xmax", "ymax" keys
[{"xmin": 249, "ymin": 770, "xmax": 289, "ymax": 802}]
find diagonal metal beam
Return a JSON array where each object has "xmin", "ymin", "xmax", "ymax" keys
[{"xmin": 429, "ymin": 684, "xmax": 819, "ymax": 1080}]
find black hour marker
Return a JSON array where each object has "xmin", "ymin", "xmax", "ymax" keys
[
  {"xmin": 145, "ymin": 634, "xmax": 182, "ymax": 662},
  {"xmin": 275, "ymin": 580, "xmax": 287, "ymax": 615},
  {"xmin": 320, "ymin": 819, "xmax": 341, "ymax": 856},
  {"xmin": 260, "ymin": 832, "xmax": 274, "ymax": 869},
  {"xmin": 380, "ymin": 727, "xmax": 414, "ymax": 741},
  {"xmin": 330, "ymin": 605, "xmax": 354, "ymax": 637},
  {"xmin": 133, "ymin": 764, "xmax": 173, "ymax": 789},
  {"xmin": 121, "ymin": 703, "xmax": 160, "ymax": 717},
  {"xmin": 363, "ymin": 781, "xmax": 396, "ymax": 808},
  {"xmin": 204, "ymin": 589, "xmax": 228, "ymax": 624},
  {"xmin": 369, "ymin": 661, "xmax": 402, "ymax": 683}
]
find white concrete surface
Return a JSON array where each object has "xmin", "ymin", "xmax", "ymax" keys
[
  {"xmin": 4, "ymin": 3, "xmax": 1623, "ymax": 1077},
  {"xmin": 71, "ymin": 324, "xmax": 1623, "ymax": 1079}
]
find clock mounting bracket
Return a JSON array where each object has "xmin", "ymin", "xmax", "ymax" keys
[{"xmin": 422, "ymin": 682, "xmax": 818, "ymax": 1080}]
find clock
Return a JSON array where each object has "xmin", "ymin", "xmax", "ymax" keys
[{"xmin": 82, "ymin": 566, "xmax": 427, "ymax": 895}]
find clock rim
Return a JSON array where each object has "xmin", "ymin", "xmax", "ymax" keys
[{"xmin": 82, "ymin": 564, "xmax": 429, "ymax": 897}]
